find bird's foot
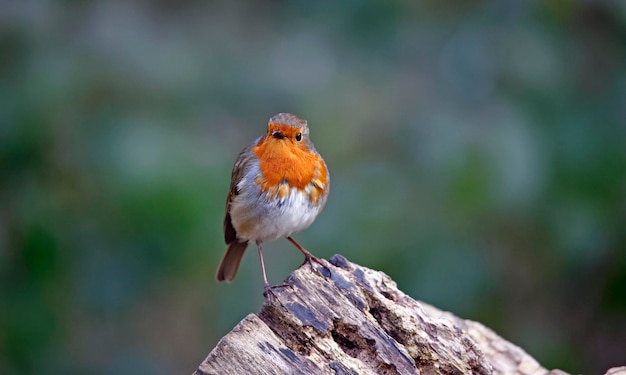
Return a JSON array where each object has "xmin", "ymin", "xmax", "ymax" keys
[
  {"xmin": 300, "ymin": 253, "xmax": 331, "ymax": 278},
  {"xmin": 262, "ymin": 283, "xmax": 293, "ymax": 309}
]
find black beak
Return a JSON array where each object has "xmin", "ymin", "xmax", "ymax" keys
[{"xmin": 271, "ymin": 130, "xmax": 285, "ymax": 139}]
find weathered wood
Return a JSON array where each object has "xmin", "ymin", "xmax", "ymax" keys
[{"xmin": 195, "ymin": 255, "xmax": 625, "ymax": 375}]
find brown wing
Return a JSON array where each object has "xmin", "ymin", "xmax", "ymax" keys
[
  {"xmin": 218, "ymin": 141, "xmax": 258, "ymax": 282},
  {"xmin": 223, "ymin": 141, "xmax": 257, "ymax": 244}
]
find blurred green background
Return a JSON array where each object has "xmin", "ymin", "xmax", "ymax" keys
[{"xmin": 2, "ymin": 1, "xmax": 625, "ymax": 374}]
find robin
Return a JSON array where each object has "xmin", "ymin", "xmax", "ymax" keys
[{"xmin": 215, "ymin": 113, "xmax": 329, "ymax": 294}]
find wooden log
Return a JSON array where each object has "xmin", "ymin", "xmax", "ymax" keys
[{"xmin": 194, "ymin": 255, "xmax": 624, "ymax": 375}]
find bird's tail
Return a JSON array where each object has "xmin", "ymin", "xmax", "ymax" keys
[{"xmin": 215, "ymin": 240, "xmax": 249, "ymax": 282}]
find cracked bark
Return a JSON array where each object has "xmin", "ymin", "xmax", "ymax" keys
[{"xmin": 195, "ymin": 255, "xmax": 625, "ymax": 375}]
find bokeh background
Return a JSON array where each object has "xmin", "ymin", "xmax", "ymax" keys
[{"xmin": 2, "ymin": 1, "xmax": 626, "ymax": 374}]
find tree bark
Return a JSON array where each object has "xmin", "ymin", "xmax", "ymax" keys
[{"xmin": 195, "ymin": 255, "xmax": 625, "ymax": 375}]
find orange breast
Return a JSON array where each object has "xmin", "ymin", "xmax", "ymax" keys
[{"xmin": 253, "ymin": 137, "xmax": 328, "ymax": 203}]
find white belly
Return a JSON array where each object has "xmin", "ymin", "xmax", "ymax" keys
[{"xmin": 229, "ymin": 182, "xmax": 323, "ymax": 243}]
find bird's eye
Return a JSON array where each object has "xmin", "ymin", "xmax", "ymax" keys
[{"xmin": 295, "ymin": 132, "xmax": 302, "ymax": 142}]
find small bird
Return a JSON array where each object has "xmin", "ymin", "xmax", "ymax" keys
[{"xmin": 216, "ymin": 113, "xmax": 329, "ymax": 294}]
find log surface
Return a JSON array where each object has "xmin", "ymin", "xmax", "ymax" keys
[{"xmin": 195, "ymin": 255, "xmax": 624, "ymax": 375}]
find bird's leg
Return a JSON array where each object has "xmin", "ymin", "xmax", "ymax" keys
[
  {"xmin": 256, "ymin": 241, "xmax": 291, "ymax": 302},
  {"xmin": 286, "ymin": 236, "xmax": 326, "ymax": 269},
  {"xmin": 256, "ymin": 240, "xmax": 271, "ymax": 288}
]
